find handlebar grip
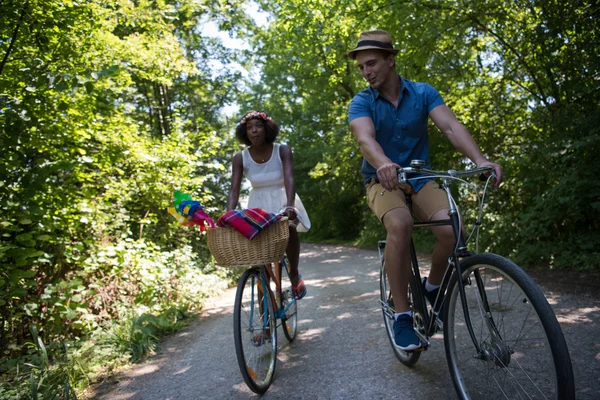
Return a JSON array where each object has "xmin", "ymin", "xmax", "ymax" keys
[{"xmin": 479, "ymin": 171, "xmax": 497, "ymax": 181}]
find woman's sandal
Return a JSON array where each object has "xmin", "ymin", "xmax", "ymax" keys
[
  {"xmin": 292, "ymin": 275, "xmax": 307, "ymax": 300},
  {"xmin": 251, "ymin": 329, "xmax": 271, "ymax": 347}
]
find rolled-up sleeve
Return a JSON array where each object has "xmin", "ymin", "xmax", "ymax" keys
[
  {"xmin": 425, "ymin": 84, "xmax": 445, "ymax": 112},
  {"xmin": 348, "ymin": 93, "xmax": 372, "ymax": 123}
]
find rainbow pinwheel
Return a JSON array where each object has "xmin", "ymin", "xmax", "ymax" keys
[{"xmin": 168, "ymin": 191, "xmax": 215, "ymax": 232}]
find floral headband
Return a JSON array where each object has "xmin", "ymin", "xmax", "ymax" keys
[{"xmin": 240, "ymin": 111, "xmax": 272, "ymax": 124}]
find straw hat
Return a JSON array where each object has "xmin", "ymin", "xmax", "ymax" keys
[{"xmin": 347, "ymin": 29, "xmax": 399, "ymax": 59}]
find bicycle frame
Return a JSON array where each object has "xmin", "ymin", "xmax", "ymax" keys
[
  {"xmin": 254, "ymin": 258, "xmax": 297, "ymax": 328},
  {"xmin": 381, "ymin": 166, "xmax": 499, "ymax": 353}
]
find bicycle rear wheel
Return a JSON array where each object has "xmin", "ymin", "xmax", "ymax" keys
[
  {"xmin": 233, "ymin": 267, "xmax": 277, "ymax": 394},
  {"xmin": 444, "ymin": 253, "xmax": 575, "ymax": 399},
  {"xmin": 278, "ymin": 256, "xmax": 298, "ymax": 342},
  {"xmin": 379, "ymin": 260, "xmax": 421, "ymax": 366}
]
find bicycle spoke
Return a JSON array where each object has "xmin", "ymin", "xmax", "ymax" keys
[
  {"xmin": 233, "ymin": 269, "xmax": 277, "ymax": 394},
  {"xmin": 445, "ymin": 255, "xmax": 572, "ymax": 399}
]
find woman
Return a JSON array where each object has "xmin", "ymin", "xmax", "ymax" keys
[{"xmin": 227, "ymin": 110, "xmax": 311, "ymax": 299}]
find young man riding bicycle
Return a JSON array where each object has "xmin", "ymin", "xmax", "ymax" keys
[{"xmin": 347, "ymin": 29, "xmax": 503, "ymax": 350}]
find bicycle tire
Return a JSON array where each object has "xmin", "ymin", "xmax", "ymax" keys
[
  {"xmin": 233, "ymin": 267, "xmax": 277, "ymax": 394},
  {"xmin": 444, "ymin": 253, "xmax": 575, "ymax": 399},
  {"xmin": 379, "ymin": 260, "xmax": 421, "ymax": 366},
  {"xmin": 278, "ymin": 256, "xmax": 298, "ymax": 342}
]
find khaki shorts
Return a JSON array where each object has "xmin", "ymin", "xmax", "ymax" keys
[{"xmin": 366, "ymin": 180, "xmax": 449, "ymax": 222}]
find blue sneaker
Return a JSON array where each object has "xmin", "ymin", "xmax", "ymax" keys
[
  {"xmin": 423, "ymin": 278, "xmax": 444, "ymax": 323},
  {"xmin": 393, "ymin": 314, "xmax": 422, "ymax": 351}
]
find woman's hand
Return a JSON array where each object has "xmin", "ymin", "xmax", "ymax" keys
[{"xmin": 285, "ymin": 206, "xmax": 297, "ymax": 221}]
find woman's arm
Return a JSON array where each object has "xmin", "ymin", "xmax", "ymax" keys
[
  {"xmin": 227, "ymin": 152, "xmax": 243, "ymax": 210},
  {"xmin": 280, "ymin": 144, "xmax": 297, "ymax": 220}
]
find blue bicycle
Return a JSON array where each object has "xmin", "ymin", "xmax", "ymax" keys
[{"xmin": 233, "ymin": 255, "xmax": 298, "ymax": 394}]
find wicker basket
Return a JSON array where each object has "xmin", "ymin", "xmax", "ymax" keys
[{"xmin": 207, "ymin": 219, "xmax": 289, "ymax": 267}]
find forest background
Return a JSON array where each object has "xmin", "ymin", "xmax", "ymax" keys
[{"xmin": 1, "ymin": 0, "xmax": 598, "ymax": 398}]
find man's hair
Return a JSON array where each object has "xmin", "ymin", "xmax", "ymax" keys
[{"xmin": 235, "ymin": 118, "xmax": 280, "ymax": 146}]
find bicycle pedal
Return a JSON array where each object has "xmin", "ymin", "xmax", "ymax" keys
[{"xmin": 405, "ymin": 345, "xmax": 426, "ymax": 354}]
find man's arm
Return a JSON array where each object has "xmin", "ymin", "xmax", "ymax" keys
[
  {"xmin": 350, "ymin": 116, "xmax": 401, "ymax": 191},
  {"xmin": 429, "ymin": 104, "xmax": 503, "ymax": 186}
]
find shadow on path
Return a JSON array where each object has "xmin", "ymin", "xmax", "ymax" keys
[{"xmin": 94, "ymin": 243, "xmax": 600, "ymax": 399}]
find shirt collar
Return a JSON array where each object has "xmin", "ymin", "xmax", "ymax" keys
[{"xmin": 369, "ymin": 75, "xmax": 409, "ymax": 100}]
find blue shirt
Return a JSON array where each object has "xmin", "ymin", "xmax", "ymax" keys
[{"xmin": 348, "ymin": 77, "xmax": 445, "ymax": 192}]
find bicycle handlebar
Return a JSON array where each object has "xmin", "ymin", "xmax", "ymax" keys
[{"xmin": 397, "ymin": 163, "xmax": 495, "ymax": 183}]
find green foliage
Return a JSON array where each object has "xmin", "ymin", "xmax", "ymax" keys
[
  {"xmin": 0, "ymin": 326, "xmax": 76, "ymax": 400},
  {"xmin": 1, "ymin": 0, "xmax": 599, "ymax": 396},
  {"xmin": 238, "ymin": 0, "xmax": 599, "ymax": 268},
  {"xmin": 1, "ymin": 0, "xmax": 241, "ymax": 397}
]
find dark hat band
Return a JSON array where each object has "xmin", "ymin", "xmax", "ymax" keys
[{"xmin": 356, "ymin": 40, "xmax": 394, "ymax": 49}]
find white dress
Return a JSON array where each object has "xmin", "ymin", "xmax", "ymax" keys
[{"xmin": 242, "ymin": 143, "xmax": 311, "ymax": 232}]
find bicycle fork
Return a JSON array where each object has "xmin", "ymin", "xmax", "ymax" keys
[{"xmin": 247, "ymin": 270, "xmax": 271, "ymax": 336}]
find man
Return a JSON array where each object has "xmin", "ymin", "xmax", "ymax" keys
[{"xmin": 347, "ymin": 29, "xmax": 502, "ymax": 350}]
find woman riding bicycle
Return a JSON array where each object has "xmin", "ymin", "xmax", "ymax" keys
[{"xmin": 227, "ymin": 110, "xmax": 311, "ymax": 300}]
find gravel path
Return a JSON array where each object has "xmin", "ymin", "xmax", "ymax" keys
[{"xmin": 95, "ymin": 243, "xmax": 600, "ymax": 399}]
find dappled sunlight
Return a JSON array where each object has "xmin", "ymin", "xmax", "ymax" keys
[
  {"xmin": 173, "ymin": 366, "xmax": 192, "ymax": 375},
  {"xmin": 367, "ymin": 270, "xmax": 380, "ymax": 278},
  {"xmin": 128, "ymin": 364, "xmax": 160, "ymax": 377},
  {"xmin": 232, "ymin": 382, "xmax": 255, "ymax": 396},
  {"xmin": 304, "ymin": 276, "xmax": 356, "ymax": 290},
  {"xmin": 320, "ymin": 258, "xmax": 343, "ymax": 264},
  {"xmin": 200, "ymin": 305, "xmax": 233, "ymax": 318},
  {"xmin": 93, "ymin": 244, "xmax": 600, "ymax": 399},
  {"xmin": 555, "ymin": 306, "xmax": 600, "ymax": 324},
  {"xmin": 164, "ymin": 345, "xmax": 186, "ymax": 354},
  {"xmin": 298, "ymin": 327, "xmax": 327, "ymax": 341},
  {"xmin": 102, "ymin": 391, "xmax": 136, "ymax": 400},
  {"xmin": 300, "ymin": 245, "xmax": 349, "ymax": 259},
  {"xmin": 299, "ymin": 250, "xmax": 322, "ymax": 259},
  {"xmin": 308, "ymin": 275, "xmax": 357, "ymax": 288},
  {"xmin": 277, "ymin": 352, "xmax": 311, "ymax": 369},
  {"xmin": 545, "ymin": 294, "xmax": 559, "ymax": 305},
  {"xmin": 318, "ymin": 304, "xmax": 339, "ymax": 310},
  {"xmin": 347, "ymin": 291, "xmax": 379, "ymax": 303}
]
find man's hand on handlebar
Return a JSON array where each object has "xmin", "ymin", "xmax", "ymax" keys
[
  {"xmin": 377, "ymin": 162, "xmax": 402, "ymax": 192},
  {"xmin": 477, "ymin": 160, "xmax": 503, "ymax": 188}
]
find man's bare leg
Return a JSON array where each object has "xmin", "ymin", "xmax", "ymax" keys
[
  {"xmin": 428, "ymin": 208, "xmax": 455, "ymax": 285},
  {"xmin": 382, "ymin": 207, "xmax": 414, "ymax": 312}
]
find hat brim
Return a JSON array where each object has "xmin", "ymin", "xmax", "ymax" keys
[{"xmin": 347, "ymin": 46, "xmax": 399, "ymax": 59}]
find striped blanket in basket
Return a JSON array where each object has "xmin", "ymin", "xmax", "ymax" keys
[{"xmin": 216, "ymin": 208, "xmax": 282, "ymax": 240}]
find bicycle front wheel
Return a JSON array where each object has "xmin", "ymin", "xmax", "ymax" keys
[
  {"xmin": 444, "ymin": 253, "xmax": 575, "ymax": 399},
  {"xmin": 379, "ymin": 260, "xmax": 421, "ymax": 366},
  {"xmin": 278, "ymin": 256, "xmax": 298, "ymax": 342},
  {"xmin": 233, "ymin": 267, "xmax": 277, "ymax": 395}
]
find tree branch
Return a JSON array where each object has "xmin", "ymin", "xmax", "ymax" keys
[
  {"xmin": 0, "ymin": 2, "xmax": 29, "ymax": 76},
  {"xmin": 467, "ymin": 14, "xmax": 550, "ymax": 107}
]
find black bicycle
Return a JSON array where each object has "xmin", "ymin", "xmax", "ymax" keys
[{"xmin": 378, "ymin": 160, "xmax": 575, "ymax": 399}]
